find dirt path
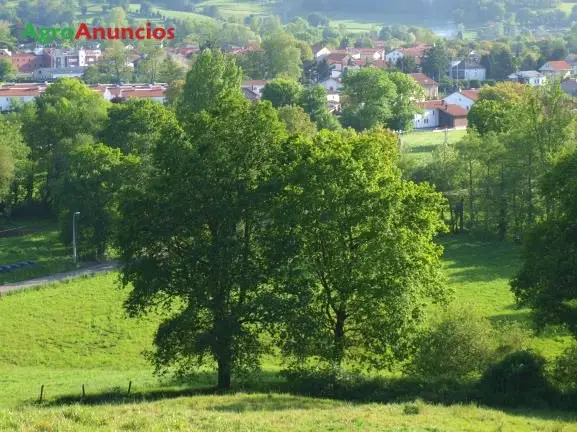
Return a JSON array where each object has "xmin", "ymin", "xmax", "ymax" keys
[{"xmin": 0, "ymin": 262, "xmax": 120, "ymax": 295}]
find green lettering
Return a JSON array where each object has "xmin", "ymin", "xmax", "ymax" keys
[
  {"xmin": 20, "ymin": 23, "xmax": 38, "ymax": 41},
  {"xmin": 38, "ymin": 28, "xmax": 52, "ymax": 44},
  {"xmin": 60, "ymin": 28, "xmax": 74, "ymax": 39}
]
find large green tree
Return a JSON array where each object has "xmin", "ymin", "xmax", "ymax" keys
[
  {"xmin": 118, "ymin": 50, "xmax": 289, "ymax": 390},
  {"xmin": 261, "ymin": 31, "xmax": 303, "ymax": 80},
  {"xmin": 261, "ymin": 78, "xmax": 303, "ymax": 108},
  {"xmin": 421, "ymin": 44, "xmax": 450, "ymax": 82},
  {"xmin": 340, "ymin": 68, "xmax": 396, "ymax": 131},
  {"xmin": 273, "ymin": 128, "xmax": 448, "ymax": 367},
  {"xmin": 100, "ymin": 99, "xmax": 176, "ymax": 157},
  {"xmin": 176, "ymin": 49, "xmax": 244, "ymax": 122}
]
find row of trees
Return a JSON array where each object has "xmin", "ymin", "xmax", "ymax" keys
[{"xmin": 416, "ymin": 82, "xmax": 575, "ymax": 241}]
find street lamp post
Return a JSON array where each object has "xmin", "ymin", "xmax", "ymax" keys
[{"xmin": 72, "ymin": 211, "xmax": 80, "ymax": 264}]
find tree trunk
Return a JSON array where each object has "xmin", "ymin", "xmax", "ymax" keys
[
  {"xmin": 217, "ymin": 357, "xmax": 232, "ymax": 390},
  {"xmin": 468, "ymin": 160, "xmax": 474, "ymax": 227},
  {"xmin": 333, "ymin": 308, "xmax": 346, "ymax": 364}
]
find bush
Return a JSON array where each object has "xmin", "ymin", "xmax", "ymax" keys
[
  {"xmin": 469, "ymin": 79, "xmax": 481, "ymax": 88},
  {"xmin": 493, "ymin": 321, "xmax": 532, "ymax": 359},
  {"xmin": 552, "ymin": 344, "xmax": 577, "ymax": 393},
  {"xmin": 479, "ymin": 350, "xmax": 553, "ymax": 407},
  {"xmin": 406, "ymin": 305, "xmax": 496, "ymax": 381}
]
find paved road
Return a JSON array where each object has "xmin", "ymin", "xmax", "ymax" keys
[{"xmin": 0, "ymin": 262, "xmax": 120, "ymax": 295}]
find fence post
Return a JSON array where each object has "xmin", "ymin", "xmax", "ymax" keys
[
  {"xmin": 82, "ymin": 384, "xmax": 85, "ymax": 399},
  {"xmin": 127, "ymin": 381, "xmax": 132, "ymax": 396},
  {"xmin": 39, "ymin": 384, "xmax": 44, "ymax": 403}
]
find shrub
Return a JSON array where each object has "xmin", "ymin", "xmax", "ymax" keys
[
  {"xmin": 479, "ymin": 350, "xmax": 553, "ymax": 407},
  {"xmin": 552, "ymin": 344, "xmax": 577, "ymax": 393},
  {"xmin": 402, "ymin": 403, "xmax": 420, "ymax": 415},
  {"xmin": 493, "ymin": 321, "xmax": 532, "ymax": 359},
  {"xmin": 406, "ymin": 305, "xmax": 496, "ymax": 381}
]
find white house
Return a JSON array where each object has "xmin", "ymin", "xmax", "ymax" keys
[
  {"xmin": 449, "ymin": 61, "xmax": 486, "ymax": 81},
  {"xmin": 320, "ymin": 77, "xmax": 343, "ymax": 92},
  {"xmin": 385, "ymin": 49, "xmax": 404, "ymax": 63},
  {"xmin": 0, "ymin": 85, "xmax": 45, "ymax": 111},
  {"xmin": 413, "ymin": 100, "xmax": 441, "ymax": 129},
  {"xmin": 327, "ymin": 92, "xmax": 340, "ymax": 103},
  {"xmin": 385, "ymin": 45, "xmax": 430, "ymax": 64},
  {"xmin": 314, "ymin": 47, "xmax": 331, "ymax": 59},
  {"xmin": 539, "ymin": 61, "xmax": 572, "ymax": 80},
  {"xmin": 507, "ymin": 70, "xmax": 547, "ymax": 86},
  {"xmin": 443, "ymin": 89, "xmax": 480, "ymax": 111}
]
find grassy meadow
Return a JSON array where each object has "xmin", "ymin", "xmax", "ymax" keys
[
  {"xmin": 402, "ymin": 129, "xmax": 468, "ymax": 164},
  {"xmin": 2, "ymin": 394, "xmax": 577, "ymax": 431},
  {"xmin": 0, "ymin": 236, "xmax": 569, "ymax": 404},
  {"xmin": 0, "ymin": 221, "xmax": 79, "ymax": 284}
]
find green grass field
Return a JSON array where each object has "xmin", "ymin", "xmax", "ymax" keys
[
  {"xmin": 0, "ymin": 250, "xmax": 575, "ymax": 429},
  {"xmin": 2, "ymin": 394, "xmax": 577, "ymax": 431},
  {"xmin": 0, "ymin": 221, "xmax": 79, "ymax": 284},
  {"xmin": 0, "ymin": 235, "xmax": 572, "ymax": 406},
  {"xmin": 402, "ymin": 129, "xmax": 468, "ymax": 164}
]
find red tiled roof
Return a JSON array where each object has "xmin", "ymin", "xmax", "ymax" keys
[
  {"xmin": 543, "ymin": 60, "xmax": 572, "ymax": 71},
  {"xmin": 326, "ymin": 53, "xmax": 349, "ymax": 64},
  {"xmin": 460, "ymin": 89, "xmax": 480, "ymax": 101},
  {"xmin": 399, "ymin": 44, "xmax": 431, "ymax": 58},
  {"xmin": 409, "ymin": 73, "xmax": 438, "ymax": 86},
  {"xmin": 0, "ymin": 87, "xmax": 45, "ymax": 97},
  {"xmin": 418, "ymin": 100, "xmax": 444, "ymax": 109},
  {"xmin": 354, "ymin": 59, "xmax": 366, "ymax": 66},
  {"xmin": 439, "ymin": 103, "xmax": 468, "ymax": 117}
]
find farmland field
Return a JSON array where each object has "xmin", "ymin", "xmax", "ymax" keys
[
  {"xmin": 2, "ymin": 394, "xmax": 577, "ymax": 431},
  {"xmin": 0, "ymin": 233, "xmax": 571, "ymax": 408},
  {"xmin": 402, "ymin": 129, "xmax": 468, "ymax": 164}
]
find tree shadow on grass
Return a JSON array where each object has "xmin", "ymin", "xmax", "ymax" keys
[
  {"xmin": 36, "ymin": 372, "xmax": 577, "ymax": 423},
  {"xmin": 438, "ymin": 234, "xmax": 522, "ymax": 283}
]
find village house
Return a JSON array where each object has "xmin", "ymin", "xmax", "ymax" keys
[
  {"xmin": 507, "ymin": 71, "xmax": 547, "ymax": 86},
  {"xmin": 311, "ymin": 43, "xmax": 331, "ymax": 59},
  {"xmin": 46, "ymin": 48, "xmax": 102, "ymax": 68},
  {"xmin": 449, "ymin": 60, "xmax": 486, "ymax": 81},
  {"xmin": 443, "ymin": 89, "xmax": 480, "ymax": 111},
  {"xmin": 0, "ymin": 85, "xmax": 46, "ymax": 111},
  {"xmin": 319, "ymin": 77, "xmax": 343, "ymax": 92},
  {"xmin": 242, "ymin": 80, "xmax": 268, "ymax": 97},
  {"xmin": 385, "ymin": 44, "xmax": 430, "ymax": 64},
  {"xmin": 438, "ymin": 102, "xmax": 469, "ymax": 128},
  {"xmin": 0, "ymin": 83, "xmax": 171, "ymax": 112},
  {"xmin": 326, "ymin": 52, "xmax": 351, "ymax": 72},
  {"xmin": 352, "ymin": 48, "xmax": 385, "ymax": 62},
  {"xmin": 10, "ymin": 51, "xmax": 50, "ymax": 74},
  {"xmin": 413, "ymin": 100, "xmax": 442, "ymax": 129},
  {"xmin": 539, "ymin": 61, "xmax": 573, "ymax": 80},
  {"xmin": 242, "ymin": 87, "xmax": 260, "ymax": 102},
  {"xmin": 413, "ymin": 99, "xmax": 469, "ymax": 130},
  {"xmin": 409, "ymin": 73, "xmax": 439, "ymax": 99}
]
